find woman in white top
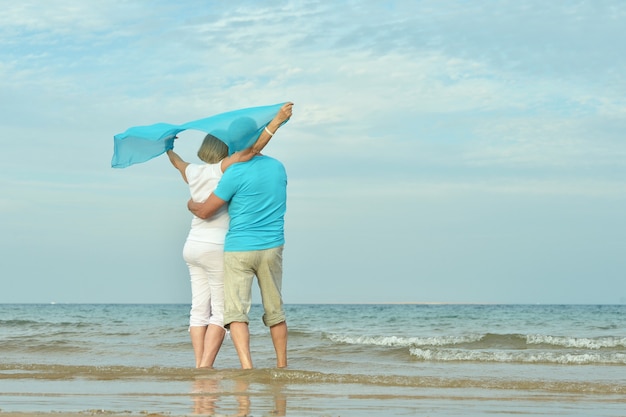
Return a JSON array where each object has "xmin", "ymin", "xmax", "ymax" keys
[{"xmin": 166, "ymin": 102, "xmax": 293, "ymax": 368}]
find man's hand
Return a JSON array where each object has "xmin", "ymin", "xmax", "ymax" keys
[{"xmin": 187, "ymin": 194, "xmax": 227, "ymax": 219}]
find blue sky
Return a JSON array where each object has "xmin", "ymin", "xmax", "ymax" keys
[{"xmin": 1, "ymin": 0, "xmax": 625, "ymax": 304}]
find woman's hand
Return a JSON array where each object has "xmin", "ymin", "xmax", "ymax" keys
[{"xmin": 276, "ymin": 102, "xmax": 294, "ymax": 124}]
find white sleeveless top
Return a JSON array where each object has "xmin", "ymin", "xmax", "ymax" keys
[{"xmin": 184, "ymin": 162, "xmax": 230, "ymax": 244}]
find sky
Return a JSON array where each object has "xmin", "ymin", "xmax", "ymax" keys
[{"xmin": 1, "ymin": 0, "xmax": 625, "ymax": 305}]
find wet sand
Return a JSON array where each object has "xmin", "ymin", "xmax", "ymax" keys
[{"xmin": 1, "ymin": 370, "xmax": 626, "ymax": 417}]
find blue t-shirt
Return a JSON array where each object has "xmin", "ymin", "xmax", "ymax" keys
[{"xmin": 214, "ymin": 155, "xmax": 287, "ymax": 251}]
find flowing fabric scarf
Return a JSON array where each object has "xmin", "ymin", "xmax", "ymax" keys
[{"xmin": 112, "ymin": 102, "xmax": 287, "ymax": 168}]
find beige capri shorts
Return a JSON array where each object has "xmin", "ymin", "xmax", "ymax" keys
[{"xmin": 223, "ymin": 245, "xmax": 285, "ymax": 328}]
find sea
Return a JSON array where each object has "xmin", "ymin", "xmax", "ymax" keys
[{"xmin": 0, "ymin": 303, "xmax": 625, "ymax": 416}]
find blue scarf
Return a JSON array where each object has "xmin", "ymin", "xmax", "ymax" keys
[{"xmin": 112, "ymin": 102, "xmax": 287, "ymax": 168}]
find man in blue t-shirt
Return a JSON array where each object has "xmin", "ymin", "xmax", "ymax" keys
[{"xmin": 188, "ymin": 109, "xmax": 291, "ymax": 369}]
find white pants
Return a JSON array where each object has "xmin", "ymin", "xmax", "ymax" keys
[{"xmin": 183, "ymin": 240, "xmax": 225, "ymax": 328}]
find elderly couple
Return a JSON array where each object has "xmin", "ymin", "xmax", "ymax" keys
[{"xmin": 166, "ymin": 102, "xmax": 293, "ymax": 369}]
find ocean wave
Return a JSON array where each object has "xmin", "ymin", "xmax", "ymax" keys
[
  {"xmin": 0, "ymin": 339, "xmax": 88, "ymax": 354},
  {"xmin": 326, "ymin": 332, "xmax": 626, "ymax": 351},
  {"xmin": 0, "ymin": 319, "xmax": 93, "ymax": 329},
  {"xmin": 325, "ymin": 332, "xmax": 626, "ymax": 365},
  {"xmin": 409, "ymin": 347, "xmax": 626, "ymax": 365},
  {"xmin": 0, "ymin": 319, "xmax": 42, "ymax": 327},
  {"xmin": 526, "ymin": 334, "xmax": 626, "ymax": 349},
  {"xmin": 325, "ymin": 333, "xmax": 482, "ymax": 347}
]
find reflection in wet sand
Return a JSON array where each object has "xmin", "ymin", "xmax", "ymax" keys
[{"xmin": 190, "ymin": 374, "xmax": 285, "ymax": 416}]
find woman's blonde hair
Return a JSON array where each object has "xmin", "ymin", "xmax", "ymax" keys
[{"xmin": 197, "ymin": 134, "xmax": 228, "ymax": 164}]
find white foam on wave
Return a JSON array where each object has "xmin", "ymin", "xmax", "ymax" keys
[
  {"xmin": 327, "ymin": 334, "xmax": 481, "ymax": 347},
  {"xmin": 409, "ymin": 347, "xmax": 626, "ymax": 365},
  {"xmin": 526, "ymin": 334, "xmax": 626, "ymax": 349}
]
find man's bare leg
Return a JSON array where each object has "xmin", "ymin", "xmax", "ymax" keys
[
  {"xmin": 189, "ymin": 325, "xmax": 208, "ymax": 368},
  {"xmin": 229, "ymin": 321, "xmax": 253, "ymax": 369},
  {"xmin": 198, "ymin": 324, "xmax": 225, "ymax": 368},
  {"xmin": 270, "ymin": 321, "xmax": 288, "ymax": 368}
]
